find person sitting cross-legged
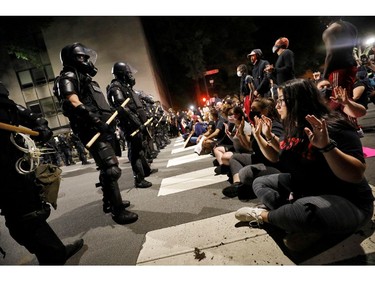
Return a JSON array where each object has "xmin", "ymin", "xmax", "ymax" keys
[{"xmin": 235, "ymin": 79, "xmax": 374, "ymax": 252}]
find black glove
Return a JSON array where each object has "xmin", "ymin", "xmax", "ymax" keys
[
  {"xmin": 33, "ymin": 126, "xmax": 53, "ymax": 143},
  {"xmin": 32, "ymin": 118, "xmax": 53, "ymax": 143},
  {"xmin": 94, "ymin": 119, "xmax": 112, "ymax": 133},
  {"xmin": 139, "ymin": 124, "xmax": 146, "ymax": 133},
  {"xmin": 116, "ymin": 106, "xmax": 129, "ymax": 119},
  {"xmin": 76, "ymin": 104, "xmax": 111, "ymax": 133}
]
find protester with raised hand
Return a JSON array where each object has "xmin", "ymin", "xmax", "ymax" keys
[{"xmin": 235, "ymin": 78, "xmax": 374, "ymax": 251}]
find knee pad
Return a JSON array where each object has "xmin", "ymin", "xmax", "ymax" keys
[
  {"xmin": 101, "ymin": 165, "xmax": 122, "ymax": 184},
  {"xmin": 94, "ymin": 141, "xmax": 119, "ymax": 168},
  {"xmin": 139, "ymin": 150, "xmax": 145, "ymax": 158}
]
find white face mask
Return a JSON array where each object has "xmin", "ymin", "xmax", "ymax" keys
[{"xmin": 237, "ymin": 71, "xmax": 242, "ymax": 77}]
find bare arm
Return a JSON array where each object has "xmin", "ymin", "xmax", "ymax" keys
[
  {"xmin": 331, "ymin": 86, "xmax": 367, "ymax": 118},
  {"xmin": 252, "ymin": 116, "xmax": 280, "ymax": 163},
  {"xmin": 67, "ymin": 93, "xmax": 83, "ymax": 108},
  {"xmin": 305, "ymin": 115, "xmax": 366, "ymax": 183}
]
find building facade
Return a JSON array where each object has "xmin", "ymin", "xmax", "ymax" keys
[{"xmin": 0, "ymin": 16, "xmax": 169, "ymax": 134}]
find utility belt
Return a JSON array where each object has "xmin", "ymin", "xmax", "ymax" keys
[
  {"xmin": 5, "ymin": 204, "xmax": 51, "ymax": 223},
  {"xmin": 22, "ymin": 207, "xmax": 51, "ymax": 221}
]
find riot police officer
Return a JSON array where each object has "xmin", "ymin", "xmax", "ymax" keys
[
  {"xmin": 107, "ymin": 62, "xmax": 156, "ymax": 188},
  {"xmin": 0, "ymin": 82, "xmax": 83, "ymax": 264},
  {"xmin": 54, "ymin": 43, "xmax": 138, "ymax": 225}
]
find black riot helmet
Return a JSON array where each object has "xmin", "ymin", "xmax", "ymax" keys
[
  {"xmin": 112, "ymin": 62, "xmax": 136, "ymax": 87},
  {"xmin": 60, "ymin": 42, "xmax": 98, "ymax": 77}
]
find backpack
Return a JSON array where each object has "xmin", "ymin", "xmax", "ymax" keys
[{"xmin": 34, "ymin": 163, "xmax": 62, "ymax": 210}]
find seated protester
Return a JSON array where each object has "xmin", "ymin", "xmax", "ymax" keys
[
  {"xmin": 213, "ymin": 106, "xmax": 252, "ymax": 175},
  {"xmin": 196, "ymin": 107, "xmax": 232, "ymax": 155},
  {"xmin": 189, "ymin": 115, "xmax": 207, "ymax": 144},
  {"xmin": 317, "ymin": 79, "xmax": 367, "ymax": 137},
  {"xmin": 222, "ymin": 97, "xmax": 283, "ymax": 199},
  {"xmin": 317, "ymin": 79, "xmax": 367, "ymax": 119},
  {"xmin": 235, "ymin": 78, "xmax": 374, "ymax": 252},
  {"xmin": 214, "ymin": 103, "xmax": 236, "ymax": 151},
  {"xmin": 182, "ymin": 115, "xmax": 195, "ymax": 141},
  {"xmin": 353, "ymin": 69, "xmax": 372, "ymax": 110},
  {"xmin": 182, "ymin": 115, "xmax": 207, "ymax": 145}
]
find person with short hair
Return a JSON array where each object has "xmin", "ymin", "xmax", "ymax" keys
[
  {"xmin": 247, "ymin": 48, "xmax": 270, "ymax": 98},
  {"xmin": 265, "ymin": 37, "xmax": 295, "ymax": 86}
]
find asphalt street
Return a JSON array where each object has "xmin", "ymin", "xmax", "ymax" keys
[{"xmin": 0, "ymin": 103, "xmax": 375, "ymax": 271}]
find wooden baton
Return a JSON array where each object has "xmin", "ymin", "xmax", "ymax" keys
[
  {"xmin": 130, "ymin": 117, "xmax": 154, "ymax": 137},
  {"xmin": 0, "ymin": 121, "xmax": 39, "ymax": 136},
  {"xmin": 85, "ymin": 98, "xmax": 130, "ymax": 149}
]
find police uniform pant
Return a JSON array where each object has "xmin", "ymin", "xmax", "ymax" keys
[{"xmin": 5, "ymin": 215, "xmax": 66, "ymax": 265}]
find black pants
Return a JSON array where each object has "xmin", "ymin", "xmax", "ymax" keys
[
  {"xmin": 5, "ymin": 214, "xmax": 66, "ymax": 265},
  {"xmin": 127, "ymin": 134, "xmax": 150, "ymax": 180},
  {"xmin": 253, "ymin": 173, "xmax": 374, "ymax": 234}
]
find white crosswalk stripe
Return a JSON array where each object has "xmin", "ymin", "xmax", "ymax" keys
[
  {"xmin": 166, "ymin": 153, "xmax": 211, "ymax": 167},
  {"xmin": 171, "ymin": 144, "xmax": 196, "ymax": 154},
  {"xmin": 158, "ymin": 167, "xmax": 227, "ymax": 196}
]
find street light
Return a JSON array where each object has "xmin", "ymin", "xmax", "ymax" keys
[{"xmin": 365, "ymin": 37, "xmax": 375, "ymax": 47}]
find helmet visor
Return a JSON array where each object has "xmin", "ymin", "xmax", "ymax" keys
[
  {"xmin": 84, "ymin": 47, "xmax": 97, "ymax": 65},
  {"xmin": 125, "ymin": 63, "xmax": 138, "ymax": 74}
]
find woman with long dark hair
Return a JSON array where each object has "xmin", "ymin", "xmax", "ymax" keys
[{"xmin": 235, "ymin": 78, "xmax": 374, "ymax": 251}]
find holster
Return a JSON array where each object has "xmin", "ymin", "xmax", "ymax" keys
[{"xmin": 20, "ymin": 204, "xmax": 51, "ymax": 222}]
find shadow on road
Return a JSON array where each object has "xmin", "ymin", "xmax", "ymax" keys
[{"xmin": 262, "ymin": 220, "xmax": 375, "ymax": 265}]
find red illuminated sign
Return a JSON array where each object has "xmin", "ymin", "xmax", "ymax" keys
[{"xmin": 204, "ymin": 69, "xmax": 219, "ymax": 76}]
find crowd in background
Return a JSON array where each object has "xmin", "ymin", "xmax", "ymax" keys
[{"xmin": 165, "ymin": 19, "xmax": 375, "ymax": 252}]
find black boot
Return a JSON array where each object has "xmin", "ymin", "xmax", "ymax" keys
[
  {"xmin": 214, "ymin": 164, "xmax": 230, "ymax": 175},
  {"xmin": 65, "ymin": 239, "xmax": 84, "ymax": 261},
  {"xmin": 222, "ymin": 182, "xmax": 241, "ymax": 198},
  {"xmin": 134, "ymin": 174, "xmax": 152, "ymax": 188},
  {"xmin": 145, "ymin": 168, "xmax": 158, "ymax": 177},
  {"xmin": 103, "ymin": 200, "xmax": 131, "ymax": 213},
  {"xmin": 237, "ymin": 183, "xmax": 256, "ymax": 200},
  {"xmin": 101, "ymin": 175, "xmax": 138, "ymax": 224},
  {"xmin": 135, "ymin": 179, "xmax": 152, "ymax": 188},
  {"xmin": 112, "ymin": 207, "xmax": 138, "ymax": 225}
]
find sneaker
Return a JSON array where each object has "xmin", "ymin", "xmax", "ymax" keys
[
  {"xmin": 283, "ymin": 232, "xmax": 322, "ymax": 252},
  {"xmin": 235, "ymin": 207, "xmax": 266, "ymax": 227},
  {"xmin": 112, "ymin": 209, "xmax": 138, "ymax": 225},
  {"xmin": 135, "ymin": 179, "xmax": 152, "ymax": 188},
  {"xmin": 222, "ymin": 182, "xmax": 241, "ymax": 198}
]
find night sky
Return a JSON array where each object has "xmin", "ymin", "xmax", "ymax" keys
[{"xmin": 141, "ymin": 16, "xmax": 375, "ymax": 110}]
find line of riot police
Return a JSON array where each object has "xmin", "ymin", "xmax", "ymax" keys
[{"xmin": 0, "ymin": 42, "xmax": 172, "ymax": 265}]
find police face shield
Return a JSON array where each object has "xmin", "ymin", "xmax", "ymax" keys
[
  {"xmin": 79, "ymin": 47, "xmax": 97, "ymax": 65},
  {"xmin": 75, "ymin": 46, "xmax": 98, "ymax": 77}
]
